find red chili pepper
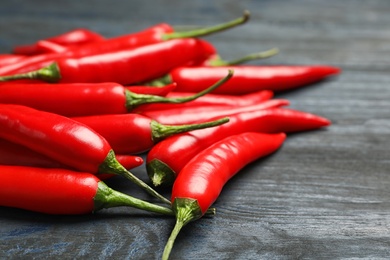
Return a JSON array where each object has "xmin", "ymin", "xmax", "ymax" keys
[
  {"xmin": 149, "ymin": 65, "xmax": 341, "ymax": 95},
  {"xmin": 0, "ymin": 39, "xmax": 216, "ymax": 85},
  {"xmin": 33, "ymin": 40, "xmax": 69, "ymax": 54},
  {"xmin": 0, "ymin": 104, "xmax": 169, "ymax": 204},
  {"xmin": 146, "ymin": 107, "xmax": 330, "ymax": 186},
  {"xmin": 0, "ymin": 138, "xmax": 143, "ymax": 170},
  {"xmin": 60, "ymin": 10, "xmax": 247, "ymax": 57},
  {"xmin": 162, "ymin": 132, "xmax": 286, "ymax": 259},
  {"xmin": 1, "ymin": 12, "xmax": 248, "ymax": 76},
  {"xmin": 0, "ymin": 74, "xmax": 227, "ymax": 117},
  {"xmin": 12, "ymin": 28, "xmax": 105, "ymax": 55},
  {"xmin": 132, "ymin": 89, "xmax": 273, "ymax": 113},
  {"xmin": 72, "ymin": 113, "xmax": 229, "ymax": 154},
  {"xmin": 0, "ymin": 25, "xmax": 171, "ymax": 76},
  {"xmin": 0, "ymin": 165, "xmax": 173, "ymax": 215},
  {"xmin": 140, "ymin": 98, "xmax": 289, "ymax": 125},
  {"xmin": 0, "ymin": 54, "xmax": 26, "ymax": 67}
]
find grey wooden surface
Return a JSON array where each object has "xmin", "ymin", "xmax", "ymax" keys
[{"xmin": 1, "ymin": 0, "xmax": 390, "ymax": 259}]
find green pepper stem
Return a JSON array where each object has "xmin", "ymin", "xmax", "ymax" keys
[
  {"xmin": 208, "ymin": 47, "xmax": 280, "ymax": 66},
  {"xmin": 151, "ymin": 117, "xmax": 229, "ymax": 143},
  {"xmin": 162, "ymin": 198, "xmax": 204, "ymax": 260},
  {"xmin": 94, "ymin": 182, "xmax": 174, "ymax": 215},
  {"xmin": 0, "ymin": 62, "xmax": 61, "ymax": 83},
  {"xmin": 162, "ymin": 10, "xmax": 250, "ymax": 41},
  {"xmin": 162, "ymin": 219, "xmax": 184, "ymax": 260},
  {"xmin": 147, "ymin": 159, "xmax": 176, "ymax": 187},
  {"xmin": 126, "ymin": 69, "xmax": 234, "ymax": 110},
  {"xmin": 99, "ymin": 150, "xmax": 171, "ymax": 205}
]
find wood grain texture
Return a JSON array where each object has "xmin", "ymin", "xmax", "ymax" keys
[{"xmin": 1, "ymin": 0, "xmax": 390, "ymax": 259}]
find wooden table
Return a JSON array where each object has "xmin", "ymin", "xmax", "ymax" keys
[{"xmin": 1, "ymin": 1, "xmax": 389, "ymax": 259}]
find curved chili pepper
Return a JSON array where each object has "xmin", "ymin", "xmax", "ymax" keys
[
  {"xmin": 0, "ymin": 72, "xmax": 228, "ymax": 117},
  {"xmin": 72, "ymin": 113, "xmax": 229, "ymax": 154},
  {"xmin": 12, "ymin": 28, "xmax": 105, "ymax": 55},
  {"xmin": 146, "ymin": 107, "xmax": 330, "ymax": 186},
  {"xmin": 132, "ymin": 89, "xmax": 273, "ymax": 113},
  {"xmin": 148, "ymin": 65, "xmax": 341, "ymax": 95},
  {"xmin": 0, "ymin": 12, "xmax": 248, "ymax": 76},
  {"xmin": 140, "ymin": 98, "xmax": 289, "ymax": 125},
  {"xmin": 0, "ymin": 104, "xmax": 169, "ymax": 204},
  {"xmin": 162, "ymin": 132, "xmax": 286, "ymax": 259},
  {"xmin": 0, "ymin": 138, "xmax": 143, "ymax": 170},
  {"xmin": 0, "ymin": 165, "xmax": 173, "ymax": 215},
  {"xmin": 0, "ymin": 39, "xmax": 216, "ymax": 85}
]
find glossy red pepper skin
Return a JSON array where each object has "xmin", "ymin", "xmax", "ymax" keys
[
  {"xmin": 0, "ymin": 54, "xmax": 26, "ymax": 67},
  {"xmin": 73, "ymin": 114, "xmax": 157, "ymax": 155},
  {"xmin": 0, "ymin": 82, "xmax": 128, "ymax": 116},
  {"xmin": 0, "ymin": 104, "xmax": 169, "ymax": 204},
  {"xmin": 140, "ymin": 98, "xmax": 289, "ymax": 125},
  {"xmin": 72, "ymin": 113, "xmax": 229, "ymax": 154},
  {"xmin": 146, "ymin": 108, "xmax": 330, "ymax": 186},
  {"xmin": 126, "ymin": 83, "xmax": 177, "ymax": 96},
  {"xmin": 0, "ymin": 138, "xmax": 143, "ymax": 170},
  {"xmin": 33, "ymin": 40, "xmax": 68, "ymax": 54},
  {"xmin": 0, "ymin": 165, "xmax": 173, "ymax": 215},
  {"xmin": 173, "ymin": 132, "xmax": 286, "ymax": 213},
  {"xmin": 53, "ymin": 38, "xmax": 213, "ymax": 85},
  {"xmin": 0, "ymin": 82, "xmax": 177, "ymax": 117},
  {"xmin": 167, "ymin": 65, "xmax": 341, "ymax": 94},
  {"xmin": 0, "ymin": 104, "xmax": 111, "ymax": 173},
  {"xmin": 162, "ymin": 132, "xmax": 286, "ymax": 259},
  {"xmin": 3, "ymin": 11, "xmax": 250, "ymax": 76},
  {"xmin": 132, "ymin": 90, "xmax": 273, "ymax": 113},
  {"xmin": 0, "ymin": 166, "xmax": 99, "ymax": 214},
  {"xmin": 0, "ymin": 24, "xmax": 171, "ymax": 75},
  {"xmin": 66, "ymin": 24, "xmax": 173, "ymax": 56},
  {"xmin": 12, "ymin": 28, "xmax": 105, "ymax": 55}
]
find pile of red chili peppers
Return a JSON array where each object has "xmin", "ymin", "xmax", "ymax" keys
[{"xmin": 0, "ymin": 11, "xmax": 340, "ymax": 260}]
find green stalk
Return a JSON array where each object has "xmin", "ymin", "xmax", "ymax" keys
[
  {"xmin": 162, "ymin": 198, "xmax": 204, "ymax": 260},
  {"xmin": 147, "ymin": 159, "xmax": 176, "ymax": 187},
  {"xmin": 125, "ymin": 69, "xmax": 234, "ymax": 110},
  {"xmin": 151, "ymin": 117, "xmax": 229, "ymax": 143},
  {"xmin": 162, "ymin": 10, "xmax": 250, "ymax": 41},
  {"xmin": 99, "ymin": 150, "xmax": 171, "ymax": 205},
  {"xmin": 147, "ymin": 116, "xmax": 230, "ymax": 187},
  {"xmin": 0, "ymin": 63, "xmax": 61, "ymax": 83},
  {"xmin": 94, "ymin": 182, "xmax": 174, "ymax": 216},
  {"xmin": 207, "ymin": 47, "xmax": 280, "ymax": 66}
]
